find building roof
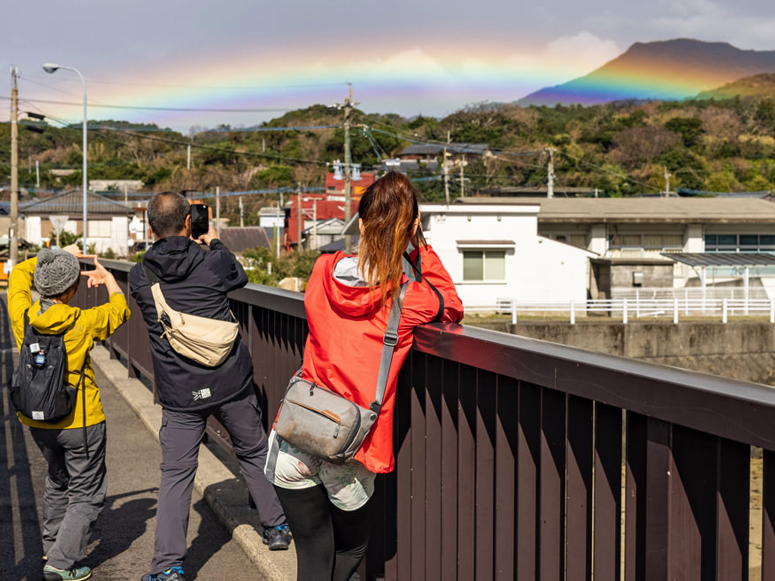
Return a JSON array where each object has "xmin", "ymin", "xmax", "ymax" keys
[
  {"xmin": 454, "ymin": 196, "xmax": 775, "ymax": 224},
  {"xmin": 218, "ymin": 227, "xmax": 271, "ymax": 253},
  {"xmin": 399, "ymin": 143, "xmax": 489, "ymax": 156},
  {"xmin": 662, "ymin": 253, "xmax": 775, "ymax": 267},
  {"xmin": 21, "ymin": 189, "xmax": 132, "ymax": 216}
]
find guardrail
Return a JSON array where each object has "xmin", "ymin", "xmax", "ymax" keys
[
  {"xmin": 76, "ymin": 259, "xmax": 775, "ymax": 580},
  {"xmin": 467, "ymin": 297, "xmax": 775, "ymax": 324}
]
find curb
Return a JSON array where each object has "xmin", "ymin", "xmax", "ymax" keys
[{"xmin": 90, "ymin": 345, "xmax": 296, "ymax": 581}]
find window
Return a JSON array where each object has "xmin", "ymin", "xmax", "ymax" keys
[
  {"xmin": 463, "ymin": 250, "xmax": 506, "ymax": 281},
  {"xmin": 705, "ymin": 234, "xmax": 775, "ymax": 252}
]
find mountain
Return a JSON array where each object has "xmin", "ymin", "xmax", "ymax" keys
[
  {"xmin": 519, "ymin": 39, "xmax": 775, "ymax": 106},
  {"xmin": 696, "ymin": 73, "xmax": 775, "ymax": 100}
]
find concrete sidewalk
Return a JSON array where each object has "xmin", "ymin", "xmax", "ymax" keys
[{"xmin": 90, "ymin": 345, "xmax": 296, "ymax": 581}]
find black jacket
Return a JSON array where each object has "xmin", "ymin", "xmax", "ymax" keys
[{"xmin": 129, "ymin": 236, "xmax": 253, "ymax": 411}]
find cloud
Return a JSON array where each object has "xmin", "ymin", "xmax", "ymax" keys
[
  {"xmin": 341, "ymin": 48, "xmax": 455, "ymax": 83},
  {"xmin": 504, "ymin": 32, "xmax": 621, "ymax": 82},
  {"xmin": 652, "ymin": 0, "xmax": 775, "ymax": 49}
]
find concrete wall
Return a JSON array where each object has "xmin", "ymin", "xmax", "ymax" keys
[{"xmin": 469, "ymin": 321, "xmax": 775, "ymax": 386}]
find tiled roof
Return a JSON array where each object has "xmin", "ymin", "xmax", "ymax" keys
[
  {"xmin": 218, "ymin": 227, "xmax": 271, "ymax": 253},
  {"xmin": 21, "ymin": 189, "xmax": 132, "ymax": 216},
  {"xmin": 399, "ymin": 143, "xmax": 489, "ymax": 156}
]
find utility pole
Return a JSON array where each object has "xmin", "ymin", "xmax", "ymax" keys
[
  {"xmin": 216, "ymin": 186, "xmax": 220, "ymax": 230},
  {"xmin": 187, "ymin": 142, "xmax": 191, "ymax": 169},
  {"xmin": 10, "ymin": 67, "xmax": 19, "ymax": 265},
  {"xmin": 297, "ymin": 183, "xmax": 302, "ymax": 251},
  {"xmin": 459, "ymin": 154, "xmax": 466, "ymax": 197},
  {"xmin": 664, "ymin": 168, "xmax": 671, "ymax": 197},
  {"xmin": 341, "ymin": 83, "xmax": 358, "ymax": 253},
  {"xmin": 36, "ymin": 160, "xmax": 40, "ymax": 188},
  {"xmin": 443, "ymin": 131, "xmax": 450, "ymax": 204},
  {"xmin": 239, "ymin": 196, "xmax": 244, "ymax": 227},
  {"xmin": 545, "ymin": 147, "xmax": 555, "ymax": 198}
]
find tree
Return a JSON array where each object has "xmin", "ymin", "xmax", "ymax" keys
[
  {"xmin": 664, "ymin": 117, "xmax": 705, "ymax": 148},
  {"xmin": 610, "ymin": 126, "xmax": 679, "ymax": 167}
]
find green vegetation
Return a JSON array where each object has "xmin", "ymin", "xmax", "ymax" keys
[{"xmin": 3, "ymin": 96, "xmax": 775, "ymax": 229}]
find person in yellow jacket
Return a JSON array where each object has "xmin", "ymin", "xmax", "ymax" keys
[{"xmin": 8, "ymin": 245, "xmax": 130, "ymax": 581}]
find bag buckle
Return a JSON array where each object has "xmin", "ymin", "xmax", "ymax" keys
[{"xmin": 383, "ymin": 331, "xmax": 398, "ymax": 347}]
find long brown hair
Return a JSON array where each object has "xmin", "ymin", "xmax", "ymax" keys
[{"xmin": 357, "ymin": 171, "xmax": 419, "ymax": 305}]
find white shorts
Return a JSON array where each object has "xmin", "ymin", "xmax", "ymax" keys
[{"xmin": 264, "ymin": 430, "xmax": 376, "ymax": 512}]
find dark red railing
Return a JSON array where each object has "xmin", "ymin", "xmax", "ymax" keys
[{"xmin": 76, "ymin": 259, "xmax": 775, "ymax": 581}]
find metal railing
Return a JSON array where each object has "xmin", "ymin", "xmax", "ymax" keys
[
  {"xmin": 76, "ymin": 259, "xmax": 775, "ymax": 581},
  {"xmin": 467, "ymin": 297, "xmax": 775, "ymax": 324}
]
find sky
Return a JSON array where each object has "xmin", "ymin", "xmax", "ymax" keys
[{"xmin": 2, "ymin": 0, "xmax": 775, "ymax": 132}]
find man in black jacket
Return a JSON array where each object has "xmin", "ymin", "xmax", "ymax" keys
[{"xmin": 129, "ymin": 192, "xmax": 290, "ymax": 581}]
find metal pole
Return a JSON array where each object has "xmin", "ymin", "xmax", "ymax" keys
[
  {"xmin": 36, "ymin": 160, "xmax": 40, "ymax": 188},
  {"xmin": 187, "ymin": 143, "xmax": 191, "ymax": 169},
  {"xmin": 570, "ymin": 301, "xmax": 575, "ymax": 325},
  {"xmin": 343, "ymin": 84, "xmax": 354, "ymax": 253},
  {"xmin": 216, "ymin": 186, "xmax": 220, "ymax": 230},
  {"xmin": 623, "ymin": 298, "xmax": 628, "ymax": 324},
  {"xmin": 297, "ymin": 184, "xmax": 302, "ymax": 250},
  {"xmin": 10, "ymin": 67, "xmax": 19, "ymax": 265},
  {"xmin": 546, "ymin": 147, "xmax": 555, "ymax": 198},
  {"xmin": 239, "ymin": 196, "xmax": 244, "ymax": 228},
  {"xmin": 723, "ymin": 298, "xmax": 728, "ymax": 324},
  {"xmin": 673, "ymin": 298, "xmax": 679, "ymax": 324},
  {"xmin": 74, "ymin": 68, "xmax": 88, "ymax": 254}
]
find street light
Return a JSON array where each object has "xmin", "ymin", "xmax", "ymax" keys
[{"xmin": 43, "ymin": 63, "xmax": 88, "ymax": 252}]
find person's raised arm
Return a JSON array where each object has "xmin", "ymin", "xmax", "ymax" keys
[{"xmin": 81, "ymin": 257, "xmax": 122, "ymax": 296}]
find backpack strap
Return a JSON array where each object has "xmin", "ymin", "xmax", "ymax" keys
[{"xmin": 370, "ymin": 282, "xmax": 407, "ymax": 414}]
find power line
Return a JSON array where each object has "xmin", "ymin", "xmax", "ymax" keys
[
  {"xmin": 21, "ymin": 74, "xmax": 348, "ymax": 91},
  {"xmin": 2, "ymin": 95, "xmax": 291, "ymax": 113}
]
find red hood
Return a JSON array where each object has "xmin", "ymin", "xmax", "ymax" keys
[{"xmin": 319, "ymin": 252, "xmax": 402, "ymax": 318}]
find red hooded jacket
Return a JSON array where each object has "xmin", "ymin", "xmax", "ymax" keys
[{"xmin": 300, "ymin": 245, "xmax": 464, "ymax": 473}]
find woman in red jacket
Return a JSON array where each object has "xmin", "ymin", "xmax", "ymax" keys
[{"xmin": 265, "ymin": 171, "xmax": 463, "ymax": 580}]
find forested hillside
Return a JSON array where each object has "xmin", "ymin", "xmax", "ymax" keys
[{"xmin": 2, "ymin": 96, "xmax": 775, "ymax": 225}]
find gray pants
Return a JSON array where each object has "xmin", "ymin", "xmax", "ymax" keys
[
  {"xmin": 29, "ymin": 422, "xmax": 107, "ymax": 570},
  {"xmin": 151, "ymin": 391, "xmax": 285, "ymax": 572}
]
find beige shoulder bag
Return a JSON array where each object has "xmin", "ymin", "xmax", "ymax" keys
[{"xmin": 143, "ymin": 263, "xmax": 239, "ymax": 367}]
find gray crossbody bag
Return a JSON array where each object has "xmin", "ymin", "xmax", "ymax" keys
[{"xmin": 273, "ymin": 282, "xmax": 407, "ymax": 465}]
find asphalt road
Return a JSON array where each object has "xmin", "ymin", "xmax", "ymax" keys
[{"xmin": 0, "ymin": 296, "xmax": 264, "ymax": 581}]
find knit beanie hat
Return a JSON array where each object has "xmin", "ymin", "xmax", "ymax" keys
[{"xmin": 34, "ymin": 248, "xmax": 81, "ymax": 298}]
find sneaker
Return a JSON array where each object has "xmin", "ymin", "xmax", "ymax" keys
[
  {"xmin": 262, "ymin": 523, "xmax": 292, "ymax": 550},
  {"xmin": 140, "ymin": 567, "xmax": 185, "ymax": 581},
  {"xmin": 43, "ymin": 565, "xmax": 92, "ymax": 581}
]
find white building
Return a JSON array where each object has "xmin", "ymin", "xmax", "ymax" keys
[
  {"xmin": 21, "ymin": 189, "xmax": 133, "ymax": 255},
  {"xmin": 457, "ymin": 197, "xmax": 775, "ymax": 290},
  {"xmin": 420, "ymin": 203, "xmax": 596, "ymax": 307}
]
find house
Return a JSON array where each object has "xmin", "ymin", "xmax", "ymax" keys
[
  {"xmin": 417, "ymin": 202, "xmax": 596, "ymax": 307},
  {"xmin": 258, "ymin": 206, "xmax": 285, "ymax": 229},
  {"xmin": 397, "ymin": 143, "xmax": 489, "ymax": 163},
  {"xmin": 21, "ymin": 189, "xmax": 133, "ymax": 255},
  {"xmin": 324, "ymin": 172, "xmax": 375, "ymax": 197},
  {"xmin": 286, "ymin": 193, "xmax": 357, "ymax": 248},
  {"xmin": 458, "ymin": 196, "xmax": 775, "ymax": 295},
  {"xmin": 218, "ymin": 227, "xmax": 272, "ymax": 254}
]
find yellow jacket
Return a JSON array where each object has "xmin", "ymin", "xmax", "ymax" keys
[{"xmin": 8, "ymin": 256, "xmax": 130, "ymax": 429}]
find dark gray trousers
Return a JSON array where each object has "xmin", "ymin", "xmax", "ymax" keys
[
  {"xmin": 29, "ymin": 422, "xmax": 107, "ymax": 570},
  {"xmin": 151, "ymin": 391, "xmax": 285, "ymax": 572}
]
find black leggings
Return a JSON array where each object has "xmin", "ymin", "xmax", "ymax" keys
[{"xmin": 275, "ymin": 484, "xmax": 370, "ymax": 581}]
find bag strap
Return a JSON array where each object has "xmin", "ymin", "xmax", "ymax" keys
[
  {"xmin": 403, "ymin": 250, "xmax": 444, "ymax": 323},
  {"xmin": 370, "ymin": 282, "xmax": 407, "ymax": 414}
]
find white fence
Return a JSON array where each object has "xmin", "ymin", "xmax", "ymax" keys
[{"xmin": 466, "ymin": 297, "xmax": 775, "ymax": 325}]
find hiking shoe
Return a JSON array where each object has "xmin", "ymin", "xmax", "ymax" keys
[
  {"xmin": 43, "ymin": 565, "xmax": 92, "ymax": 581},
  {"xmin": 140, "ymin": 567, "xmax": 185, "ymax": 581},
  {"xmin": 262, "ymin": 523, "xmax": 292, "ymax": 550}
]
